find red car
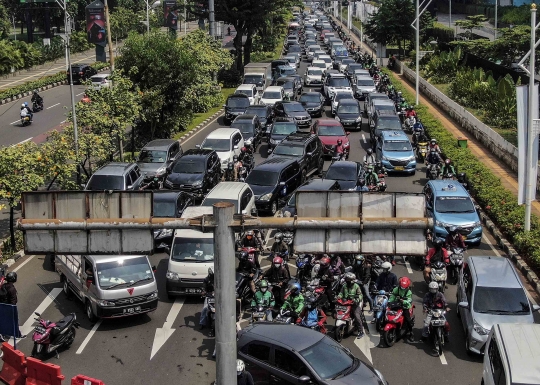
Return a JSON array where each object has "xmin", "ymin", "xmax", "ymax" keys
[{"xmin": 311, "ymin": 119, "xmax": 350, "ymax": 155}]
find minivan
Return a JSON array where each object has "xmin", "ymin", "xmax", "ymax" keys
[
  {"xmin": 457, "ymin": 256, "xmax": 540, "ymax": 354},
  {"xmin": 201, "ymin": 181, "xmax": 256, "ymax": 215}
]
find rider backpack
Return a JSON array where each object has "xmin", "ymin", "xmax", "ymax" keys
[{"xmin": 431, "ymin": 249, "xmax": 443, "ymax": 264}]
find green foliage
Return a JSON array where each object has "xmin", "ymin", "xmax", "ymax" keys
[
  {"xmin": 0, "ymin": 0, "xmax": 10, "ymax": 39},
  {"xmin": 425, "ymin": 22, "xmax": 455, "ymax": 44},
  {"xmin": 69, "ymin": 31, "xmax": 93, "ymax": 53},
  {"xmin": 455, "ymin": 14, "xmax": 488, "ymax": 39},
  {"xmin": 110, "ymin": 7, "xmax": 144, "ymax": 40},
  {"xmin": 500, "ymin": 5, "xmax": 530, "ymax": 26},
  {"xmin": 11, "ymin": 40, "xmax": 43, "ymax": 68},
  {"xmin": 424, "ymin": 47, "xmax": 462, "ymax": 84},
  {"xmin": 383, "ymin": 68, "xmax": 540, "ymax": 273},
  {"xmin": 0, "ymin": 40, "xmax": 23, "ymax": 73}
]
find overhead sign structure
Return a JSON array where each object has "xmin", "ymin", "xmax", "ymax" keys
[{"xmin": 85, "ymin": 0, "xmax": 106, "ymax": 45}]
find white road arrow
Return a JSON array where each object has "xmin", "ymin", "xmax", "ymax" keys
[
  {"xmin": 150, "ymin": 297, "xmax": 184, "ymax": 359},
  {"xmin": 354, "ymin": 313, "xmax": 379, "ymax": 365}
]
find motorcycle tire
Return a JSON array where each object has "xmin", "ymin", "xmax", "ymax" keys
[
  {"xmin": 65, "ymin": 327, "xmax": 76, "ymax": 348},
  {"xmin": 435, "ymin": 327, "xmax": 443, "ymax": 356},
  {"xmin": 383, "ymin": 328, "xmax": 397, "ymax": 347},
  {"xmin": 334, "ymin": 324, "xmax": 346, "ymax": 342},
  {"xmin": 31, "ymin": 345, "xmax": 42, "ymax": 359},
  {"xmin": 439, "ymin": 282, "xmax": 446, "ymax": 294},
  {"xmin": 375, "ymin": 317, "xmax": 383, "ymax": 333}
]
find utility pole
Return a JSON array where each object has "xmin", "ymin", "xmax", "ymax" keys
[
  {"xmin": 415, "ymin": 0, "xmax": 420, "ymax": 106},
  {"xmin": 526, "ymin": 4, "xmax": 536, "ymax": 231},
  {"xmin": 213, "ymin": 202, "xmax": 237, "ymax": 385},
  {"xmin": 103, "ymin": 0, "xmax": 114, "ymax": 72},
  {"xmin": 494, "ymin": 0, "xmax": 498, "ymax": 40},
  {"xmin": 208, "ymin": 0, "xmax": 215, "ymax": 37}
]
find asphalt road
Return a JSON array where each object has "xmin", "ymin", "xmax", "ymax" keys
[{"xmin": 5, "ymin": 49, "xmax": 540, "ymax": 385}]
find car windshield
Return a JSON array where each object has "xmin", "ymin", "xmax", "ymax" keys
[
  {"xmin": 285, "ymin": 58, "xmax": 295, "ymax": 63},
  {"xmin": 374, "ymin": 104, "xmax": 395, "ymax": 112},
  {"xmin": 326, "ymin": 165, "xmax": 356, "ymax": 180},
  {"xmin": 342, "ymin": 60, "xmax": 355, "ymax": 65},
  {"xmin": 96, "ymin": 257, "xmax": 153, "ymax": 289},
  {"xmin": 272, "ymin": 122, "xmax": 297, "ymax": 135},
  {"xmin": 383, "ymin": 140, "xmax": 413, "ymax": 151},
  {"xmin": 171, "ymin": 237, "xmax": 214, "ymax": 262},
  {"xmin": 243, "ymin": 75, "xmax": 262, "ymax": 84},
  {"xmin": 300, "ymin": 337, "xmax": 354, "ymax": 380},
  {"xmin": 231, "ymin": 123, "xmax": 255, "ymax": 137},
  {"xmin": 138, "ymin": 150, "xmax": 167, "ymax": 163},
  {"xmin": 338, "ymin": 104, "xmax": 360, "ymax": 114},
  {"xmin": 246, "ymin": 170, "xmax": 279, "ymax": 186},
  {"xmin": 318, "ymin": 125, "xmax": 345, "ymax": 136},
  {"xmin": 334, "ymin": 94, "xmax": 353, "ymax": 103},
  {"xmin": 288, "ymin": 46, "xmax": 301, "ymax": 53},
  {"xmin": 87, "ymin": 175, "xmax": 124, "ymax": 190},
  {"xmin": 313, "ymin": 62, "xmax": 326, "ymax": 69},
  {"xmin": 277, "ymin": 80, "xmax": 294, "ymax": 89},
  {"xmin": 274, "ymin": 144, "xmax": 304, "ymax": 156},
  {"xmin": 283, "ymin": 104, "xmax": 305, "ymax": 113},
  {"xmin": 227, "ymin": 97, "xmax": 249, "ymax": 108},
  {"xmin": 377, "ymin": 118, "xmax": 401, "ymax": 130},
  {"xmin": 357, "ymin": 79, "xmax": 375, "ymax": 86},
  {"xmin": 235, "ymin": 90, "xmax": 253, "ymax": 97},
  {"xmin": 321, "ymin": 57, "xmax": 332, "ymax": 63},
  {"xmin": 263, "ymin": 91, "xmax": 281, "ymax": 99},
  {"xmin": 153, "ymin": 200, "xmax": 177, "ymax": 217},
  {"xmin": 202, "ymin": 138, "xmax": 231, "ymax": 152},
  {"xmin": 473, "ymin": 286, "xmax": 530, "ymax": 314},
  {"xmin": 300, "ymin": 94, "xmax": 321, "ymax": 103},
  {"xmin": 307, "ymin": 69, "xmax": 323, "ymax": 76},
  {"xmin": 435, "ymin": 196, "xmax": 475, "ymax": 213},
  {"xmin": 245, "ymin": 107, "xmax": 267, "ymax": 117},
  {"xmin": 172, "ymin": 159, "xmax": 205, "ymax": 174},
  {"xmin": 282, "ymin": 68, "xmax": 296, "ymax": 76},
  {"xmin": 329, "ymin": 78, "xmax": 350, "ymax": 87}
]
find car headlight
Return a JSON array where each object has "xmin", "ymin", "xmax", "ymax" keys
[
  {"xmin": 473, "ymin": 221, "xmax": 481, "ymax": 228},
  {"xmin": 147, "ymin": 291, "xmax": 158, "ymax": 300},
  {"xmin": 473, "ymin": 320, "xmax": 490, "ymax": 336},
  {"xmin": 155, "ymin": 166, "xmax": 167, "ymax": 176},
  {"xmin": 355, "ymin": 117, "xmax": 362, "ymax": 122},
  {"xmin": 259, "ymin": 192, "xmax": 273, "ymax": 201},
  {"xmin": 374, "ymin": 369, "xmax": 386, "ymax": 384},
  {"xmin": 435, "ymin": 220, "xmax": 451, "ymax": 228},
  {"xmin": 192, "ymin": 180, "xmax": 203, "ymax": 187},
  {"xmin": 166, "ymin": 270, "xmax": 180, "ymax": 280},
  {"xmin": 408, "ymin": 156, "xmax": 416, "ymax": 163},
  {"xmin": 98, "ymin": 299, "xmax": 115, "ymax": 307},
  {"xmin": 270, "ymin": 138, "xmax": 277, "ymax": 144},
  {"xmin": 221, "ymin": 159, "xmax": 228, "ymax": 165},
  {"xmin": 382, "ymin": 156, "xmax": 388, "ymax": 161}
]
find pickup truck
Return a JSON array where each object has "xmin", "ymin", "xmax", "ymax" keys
[{"xmin": 56, "ymin": 254, "xmax": 159, "ymax": 322}]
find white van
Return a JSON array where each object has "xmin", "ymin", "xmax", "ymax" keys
[
  {"xmin": 165, "ymin": 206, "xmax": 214, "ymax": 298},
  {"xmin": 199, "ymin": 127, "xmax": 244, "ymax": 171},
  {"xmin": 202, "ymin": 181, "xmax": 256, "ymax": 215},
  {"xmin": 483, "ymin": 323, "xmax": 540, "ymax": 385}
]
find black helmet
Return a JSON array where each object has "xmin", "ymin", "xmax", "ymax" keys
[
  {"xmin": 6, "ymin": 272, "xmax": 17, "ymax": 283},
  {"xmin": 358, "ymin": 178, "xmax": 365, "ymax": 186},
  {"xmin": 208, "ymin": 267, "xmax": 214, "ymax": 277},
  {"xmin": 433, "ymin": 239, "xmax": 444, "ymax": 249},
  {"xmin": 240, "ymin": 251, "xmax": 249, "ymax": 260},
  {"xmin": 366, "ymin": 148, "xmax": 373, "ymax": 155},
  {"xmin": 305, "ymin": 295, "xmax": 318, "ymax": 309},
  {"xmin": 233, "ymin": 155, "xmax": 239, "ymax": 162},
  {"xmin": 33, "ymin": 90, "xmax": 38, "ymax": 95}
]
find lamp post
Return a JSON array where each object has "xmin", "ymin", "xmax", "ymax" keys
[
  {"xmin": 412, "ymin": 0, "xmax": 433, "ymax": 106},
  {"xmin": 144, "ymin": 0, "xmax": 161, "ymax": 34},
  {"xmin": 494, "ymin": 0, "xmax": 498, "ymax": 40}
]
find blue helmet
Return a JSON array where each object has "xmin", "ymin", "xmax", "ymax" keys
[
  {"xmin": 24, "ymin": 102, "xmax": 29, "ymax": 107},
  {"xmin": 288, "ymin": 282, "xmax": 301, "ymax": 295}
]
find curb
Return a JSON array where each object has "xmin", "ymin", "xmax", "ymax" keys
[
  {"xmin": 177, "ymin": 108, "xmax": 225, "ymax": 145},
  {"xmin": 1, "ymin": 250, "xmax": 25, "ymax": 270}
]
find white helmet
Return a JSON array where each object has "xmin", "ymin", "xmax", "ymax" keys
[
  {"xmin": 236, "ymin": 359, "xmax": 245, "ymax": 375},
  {"xmin": 381, "ymin": 261, "xmax": 392, "ymax": 272},
  {"xmin": 428, "ymin": 281, "xmax": 439, "ymax": 293},
  {"xmin": 21, "ymin": 103, "xmax": 26, "ymax": 108}
]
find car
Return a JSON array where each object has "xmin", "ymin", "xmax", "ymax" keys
[
  {"xmin": 354, "ymin": 76, "xmax": 377, "ymax": 100},
  {"xmin": 244, "ymin": 105, "xmax": 274, "ymax": 132},
  {"xmin": 198, "ymin": 127, "xmax": 244, "ymax": 171},
  {"xmin": 237, "ymin": 323, "xmax": 389, "ymax": 385},
  {"xmin": 234, "ymin": 84, "xmax": 260, "ymax": 105},
  {"xmin": 201, "ymin": 181, "xmax": 256, "ymax": 215},
  {"xmin": 283, "ymin": 55, "xmax": 298, "ymax": 70},
  {"xmin": 246, "ymin": 157, "xmax": 302, "ymax": 215},
  {"xmin": 304, "ymin": 67, "xmax": 324, "ymax": 87},
  {"xmin": 224, "ymin": 93, "xmax": 250, "ymax": 125},
  {"xmin": 345, "ymin": 63, "xmax": 365, "ymax": 79},
  {"xmin": 375, "ymin": 130, "xmax": 416, "ymax": 174},
  {"xmin": 231, "ymin": 114, "xmax": 263, "ymax": 150},
  {"xmin": 311, "ymin": 118, "xmax": 350, "ymax": 156},
  {"xmin": 274, "ymin": 65, "xmax": 297, "ymax": 80},
  {"xmin": 330, "ymin": 91, "xmax": 355, "ymax": 116},
  {"xmin": 423, "ymin": 180, "xmax": 483, "ymax": 244},
  {"xmin": 287, "ymin": 45, "xmax": 302, "ymax": 55},
  {"xmin": 335, "ymin": 98, "xmax": 362, "ymax": 131},
  {"xmin": 317, "ymin": 55, "xmax": 333, "ymax": 70},
  {"xmin": 322, "ymin": 69, "xmax": 341, "ymax": 84},
  {"xmin": 153, "ymin": 191, "xmax": 196, "ymax": 246},
  {"xmin": 270, "ymin": 132, "xmax": 324, "ymax": 181},
  {"xmin": 370, "ymin": 110, "xmax": 402, "ymax": 145},
  {"xmin": 67, "ymin": 64, "xmax": 97, "ymax": 83},
  {"xmin": 368, "ymin": 99, "xmax": 397, "ymax": 126},
  {"xmin": 89, "ymin": 73, "xmax": 110, "ymax": 89},
  {"xmin": 137, "ymin": 139, "xmax": 183, "ymax": 181},
  {"xmin": 163, "ymin": 149, "xmax": 221, "ymax": 200},
  {"xmin": 274, "ymin": 77, "xmax": 298, "ymax": 99},
  {"xmin": 288, "ymin": 74, "xmax": 304, "ymax": 94},
  {"xmin": 267, "ymin": 117, "xmax": 299, "ymax": 153},
  {"xmin": 324, "ymin": 161, "xmax": 364, "ymax": 190},
  {"xmin": 311, "ymin": 59, "xmax": 327, "ymax": 71},
  {"xmin": 273, "ymin": 101, "xmax": 312, "ymax": 129},
  {"xmin": 85, "ymin": 162, "xmax": 144, "ymax": 191},
  {"xmin": 365, "ymin": 92, "xmax": 390, "ymax": 115},
  {"xmin": 323, "ymin": 74, "xmax": 352, "ymax": 101},
  {"xmin": 299, "ymin": 92, "xmax": 325, "ymax": 117},
  {"xmin": 271, "ymin": 59, "xmax": 289, "ymax": 73},
  {"xmin": 338, "ymin": 58, "xmax": 355, "ymax": 73},
  {"xmin": 260, "ymin": 86, "xmax": 285, "ymax": 106},
  {"xmin": 280, "ymin": 178, "xmax": 341, "ymax": 217},
  {"xmin": 457, "ymin": 256, "xmax": 540, "ymax": 354}
]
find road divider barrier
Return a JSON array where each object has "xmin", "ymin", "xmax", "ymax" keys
[
  {"xmin": 0, "ymin": 342, "xmax": 26, "ymax": 385},
  {"xmin": 71, "ymin": 375, "xmax": 105, "ymax": 385},
  {"xmin": 25, "ymin": 357, "xmax": 64, "ymax": 385}
]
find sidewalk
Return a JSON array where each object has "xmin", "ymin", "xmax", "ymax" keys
[{"xmin": 334, "ymin": 16, "xmax": 540, "ymax": 219}]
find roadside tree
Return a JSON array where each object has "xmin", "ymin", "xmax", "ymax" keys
[{"xmin": 455, "ymin": 15, "xmax": 488, "ymax": 40}]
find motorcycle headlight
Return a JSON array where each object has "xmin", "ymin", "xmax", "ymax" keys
[
  {"xmin": 98, "ymin": 299, "xmax": 115, "ymax": 307},
  {"xmin": 259, "ymin": 193, "xmax": 273, "ymax": 201},
  {"xmin": 166, "ymin": 270, "xmax": 180, "ymax": 280},
  {"xmin": 155, "ymin": 166, "xmax": 166, "ymax": 176},
  {"xmin": 192, "ymin": 180, "xmax": 203, "ymax": 187},
  {"xmin": 473, "ymin": 320, "xmax": 490, "ymax": 335},
  {"xmin": 147, "ymin": 291, "xmax": 158, "ymax": 300}
]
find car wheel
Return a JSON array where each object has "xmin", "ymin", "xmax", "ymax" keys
[
  {"xmin": 270, "ymin": 201, "xmax": 277, "ymax": 215},
  {"xmin": 86, "ymin": 300, "xmax": 98, "ymax": 323},
  {"xmin": 62, "ymin": 277, "xmax": 72, "ymax": 299}
]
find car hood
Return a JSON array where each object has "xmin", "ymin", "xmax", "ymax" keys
[
  {"xmin": 250, "ymin": 184, "xmax": 275, "ymax": 197},
  {"xmin": 327, "ymin": 361, "xmax": 385, "ymax": 385},
  {"xmin": 319, "ymin": 135, "xmax": 349, "ymax": 146},
  {"xmin": 286, "ymin": 111, "xmax": 310, "ymax": 119},
  {"xmin": 166, "ymin": 173, "xmax": 204, "ymax": 184},
  {"xmin": 260, "ymin": 98, "xmax": 280, "ymax": 105},
  {"xmin": 433, "ymin": 211, "xmax": 479, "ymax": 226},
  {"xmin": 216, "ymin": 151, "xmax": 233, "ymax": 163},
  {"xmin": 226, "ymin": 106, "xmax": 246, "ymax": 113},
  {"xmin": 337, "ymin": 112, "xmax": 360, "ymax": 120},
  {"xmin": 384, "ymin": 150, "xmax": 414, "ymax": 160},
  {"xmin": 301, "ymin": 102, "xmax": 321, "ymax": 108},
  {"xmin": 138, "ymin": 162, "xmax": 164, "ymax": 175},
  {"xmin": 473, "ymin": 312, "xmax": 533, "ymax": 333}
]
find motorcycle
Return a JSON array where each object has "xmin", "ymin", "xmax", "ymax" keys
[
  {"xmin": 382, "ymin": 302, "xmax": 415, "ymax": 347},
  {"xmin": 237, "ymin": 166, "xmax": 248, "ymax": 182},
  {"xmin": 236, "ymin": 271, "xmax": 258, "ymax": 304},
  {"xmin": 140, "ymin": 177, "xmax": 163, "ymax": 190},
  {"xmin": 31, "ymin": 312, "xmax": 79, "ymax": 358},
  {"xmin": 223, "ymin": 162, "xmax": 235, "ymax": 181},
  {"xmin": 404, "ymin": 116, "xmax": 415, "ymax": 133},
  {"xmin": 430, "ymin": 261, "xmax": 448, "ymax": 293},
  {"xmin": 296, "ymin": 254, "xmax": 314, "ymax": 286},
  {"xmin": 304, "ymin": 277, "xmax": 329, "ymax": 310},
  {"xmin": 250, "ymin": 305, "xmax": 270, "ymax": 323},
  {"xmin": 20, "ymin": 115, "xmax": 32, "ymax": 127},
  {"xmin": 371, "ymin": 290, "xmax": 390, "ymax": 332},
  {"xmin": 426, "ymin": 163, "xmax": 440, "ymax": 180},
  {"xmin": 447, "ymin": 247, "xmax": 464, "ymax": 284},
  {"xmin": 32, "ymin": 99, "xmax": 44, "ymax": 112},
  {"xmin": 274, "ymin": 308, "xmax": 294, "ymax": 324},
  {"xmin": 416, "ymin": 141, "xmax": 428, "ymax": 162},
  {"xmin": 206, "ymin": 292, "xmax": 216, "ymax": 337},
  {"xmin": 334, "ymin": 298, "xmax": 367, "ymax": 342},
  {"xmin": 427, "ymin": 308, "xmax": 449, "ymax": 356},
  {"xmin": 282, "ymin": 231, "xmax": 294, "ymax": 256},
  {"xmin": 441, "ymin": 172, "xmax": 455, "ymax": 180},
  {"xmin": 331, "ymin": 148, "xmax": 347, "ymax": 163}
]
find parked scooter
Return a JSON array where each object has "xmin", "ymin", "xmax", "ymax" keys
[
  {"xmin": 31, "ymin": 312, "xmax": 79, "ymax": 358},
  {"xmin": 430, "ymin": 261, "xmax": 448, "ymax": 293},
  {"xmin": 382, "ymin": 302, "xmax": 415, "ymax": 347},
  {"xmin": 447, "ymin": 247, "xmax": 464, "ymax": 285}
]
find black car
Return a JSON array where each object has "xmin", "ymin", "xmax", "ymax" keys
[
  {"xmin": 335, "ymin": 99, "xmax": 362, "ymax": 131},
  {"xmin": 269, "ymin": 132, "xmax": 324, "ymax": 181},
  {"xmin": 224, "ymin": 94, "xmax": 250, "ymax": 125},
  {"xmin": 274, "ymin": 65, "xmax": 297, "ymax": 80},
  {"xmin": 231, "ymin": 114, "xmax": 263, "ymax": 150},
  {"xmin": 345, "ymin": 63, "xmax": 365, "ymax": 80},
  {"xmin": 153, "ymin": 191, "xmax": 195, "ymax": 247},
  {"xmin": 299, "ymin": 92, "xmax": 325, "ymax": 117},
  {"xmin": 274, "ymin": 77, "xmax": 298, "ymax": 99},
  {"xmin": 287, "ymin": 44, "xmax": 302, "ymax": 55},
  {"xmin": 267, "ymin": 117, "xmax": 299, "ymax": 154},
  {"xmin": 271, "ymin": 59, "xmax": 289, "ymax": 73},
  {"xmin": 67, "ymin": 64, "xmax": 97, "ymax": 83},
  {"xmin": 244, "ymin": 105, "xmax": 274, "ymax": 132},
  {"xmin": 324, "ymin": 161, "xmax": 364, "ymax": 190},
  {"xmin": 280, "ymin": 178, "xmax": 341, "ymax": 217},
  {"xmin": 273, "ymin": 101, "xmax": 312, "ymax": 129},
  {"xmin": 246, "ymin": 157, "xmax": 301, "ymax": 215},
  {"xmin": 238, "ymin": 323, "xmax": 389, "ymax": 385},
  {"xmin": 163, "ymin": 149, "xmax": 221, "ymax": 200},
  {"xmin": 370, "ymin": 110, "xmax": 402, "ymax": 146}
]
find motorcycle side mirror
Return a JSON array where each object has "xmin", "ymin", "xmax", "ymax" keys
[
  {"xmin": 298, "ymin": 376, "xmax": 312, "ymax": 384},
  {"xmin": 458, "ymin": 301, "xmax": 469, "ymax": 310},
  {"xmin": 159, "ymin": 243, "xmax": 171, "ymax": 254}
]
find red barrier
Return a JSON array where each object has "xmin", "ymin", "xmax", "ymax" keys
[
  {"xmin": 25, "ymin": 357, "xmax": 64, "ymax": 385},
  {"xmin": 71, "ymin": 375, "xmax": 105, "ymax": 385},
  {"xmin": 0, "ymin": 342, "xmax": 26, "ymax": 385}
]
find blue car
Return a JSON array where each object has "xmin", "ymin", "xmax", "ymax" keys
[
  {"xmin": 423, "ymin": 180, "xmax": 482, "ymax": 245},
  {"xmin": 375, "ymin": 131, "xmax": 416, "ymax": 174}
]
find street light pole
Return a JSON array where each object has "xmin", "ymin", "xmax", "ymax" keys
[
  {"xmin": 415, "ymin": 0, "xmax": 420, "ymax": 106},
  {"xmin": 146, "ymin": 0, "xmax": 150, "ymax": 34},
  {"xmin": 209, "ymin": 0, "xmax": 215, "ymax": 37},
  {"xmin": 494, "ymin": 0, "xmax": 498, "ymax": 40}
]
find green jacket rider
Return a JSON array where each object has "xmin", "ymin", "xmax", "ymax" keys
[
  {"xmin": 389, "ymin": 285, "xmax": 413, "ymax": 309},
  {"xmin": 281, "ymin": 282, "xmax": 304, "ymax": 315}
]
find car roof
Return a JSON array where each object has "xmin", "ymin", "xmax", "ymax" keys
[
  {"xmin": 228, "ymin": 93, "xmax": 249, "ymax": 99},
  {"xmin": 306, "ymin": 67, "xmax": 322, "ymax": 71},
  {"xmin": 240, "ymin": 323, "xmax": 325, "ymax": 351},
  {"xmin": 205, "ymin": 181, "xmax": 250, "ymax": 200},
  {"xmin": 469, "ymin": 256, "xmax": 521, "ymax": 288},
  {"xmin": 282, "ymin": 101, "xmax": 302, "ymax": 106},
  {"xmin": 369, "ymin": 92, "xmax": 389, "ymax": 98},
  {"xmin": 205, "ymin": 127, "xmax": 240, "ymax": 139},
  {"xmin": 277, "ymin": 77, "xmax": 296, "ymax": 82},
  {"xmin": 373, "ymin": 99, "xmax": 395, "ymax": 105},
  {"xmin": 328, "ymin": 73, "xmax": 347, "ymax": 78},
  {"xmin": 91, "ymin": 73, "xmax": 109, "ymax": 78},
  {"xmin": 233, "ymin": 114, "xmax": 257, "ymax": 122},
  {"xmin": 301, "ymin": 91, "xmax": 322, "ymax": 97},
  {"xmin": 94, "ymin": 162, "xmax": 135, "ymax": 175},
  {"xmin": 236, "ymin": 84, "xmax": 255, "ymax": 90},
  {"xmin": 264, "ymin": 86, "xmax": 283, "ymax": 92},
  {"xmin": 356, "ymin": 76, "xmax": 374, "ymax": 81},
  {"xmin": 326, "ymin": 161, "xmax": 358, "ymax": 170},
  {"xmin": 142, "ymin": 139, "xmax": 177, "ymax": 150},
  {"xmin": 298, "ymin": 178, "xmax": 341, "ymax": 191},
  {"xmin": 428, "ymin": 180, "xmax": 469, "ymax": 197},
  {"xmin": 377, "ymin": 110, "xmax": 399, "ymax": 117},
  {"xmin": 256, "ymin": 157, "xmax": 298, "ymax": 171},
  {"xmin": 182, "ymin": 148, "xmax": 213, "ymax": 158},
  {"xmin": 338, "ymin": 99, "xmax": 359, "ymax": 105},
  {"xmin": 381, "ymin": 131, "xmax": 409, "ymax": 140},
  {"xmin": 282, "ymin": 132, "xmax": 315, "ymax": 143},
  {"xmin": 274, "ymin": 117, "xmax": 297, "ymax": 123}
]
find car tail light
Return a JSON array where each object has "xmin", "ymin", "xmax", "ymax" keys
[{"xmin": 79, "ymin": 72, "xmax": 83, "ymax": 75}]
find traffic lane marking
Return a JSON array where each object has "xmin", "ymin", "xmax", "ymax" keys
[
  {"xmin": 11, "ymin": 255, "xmax": 35, "ymax": 271},
  {"xmin": 46, "ymin": 103, "xmax": 60, "ymax": 109},
  {"xmin": 179, "ymin": 113, "xmax": 224, "ymax": 146},
  {"xmin": 15, "ymin": 288, "xmax": 62, "ymax": 343},
  {"xmin": 76, "ymin": 320, "xmax": 102, "ymax": 354},
  {"xmin": 402, "ymin": 255, "xmax": 413, "ymax": 274}
]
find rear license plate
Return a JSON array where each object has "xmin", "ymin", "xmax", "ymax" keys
[
  {"xmin": 123, "ymin": 306, "xmax": 141, "ymax": 314},
  {"xmin": 253, "ymin": 312, "xmax": 265, "ymax": 317},
  {"xmin": 431, "ymin": 320, "xmax": 445, "ymax": 326},
  {"xmin": 394, "ymin": 166, "xmax": 404, "ymax": 171},
  {"xmin": 186, "ymin": 288, "xmax": 202, "ymax": 294}
]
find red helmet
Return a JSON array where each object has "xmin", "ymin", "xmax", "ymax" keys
[
  {"xmin": 272, "ymin": 256, "xmax": 283, "ymax": 266},
  {"xmin": 319, "ymin": 256, "xmax": 331, "ymax": 267},
  {"xmin": 241, "ymin": 147, "xmax": 247, "ymax": 153},
  {"xmin": 399, "ymin": 277, "xmax": 411, "ymax": 289},
  {"xmin": 337, "ymin": 139, "xmax": 342, "ymax": 145}
]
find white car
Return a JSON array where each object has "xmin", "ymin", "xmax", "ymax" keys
[
  {"xmin": 234, "ymin": 84, "xmax": 260, "ymax": 105},
  {"xmin": 311, "ymin": 60, "xmax": 327, "ymax": 71},
  {"xmin": 198, "ymin": 127, "xmax": 244, "ymax": 170},
  {"xmin": 90, "ymin": 73, "xmax": 110, "ymax": 89},
  {"xmin": 304, "ymin": 67, "xmax": 323, "ymax": 86},
  {"xmin": 324, "ymin": 74, "xmax": 353, "ymax": 100},
  {"xmin": 306, "ymin": 45, "xmax": 320, "ymax": 61},
  {"xmin": 318, "ymin": 55, "xmax": 333, "ymax": 70},
  {"xmin": 331, "ymin": 90, "xmax": 355, "ymax": 116},
  {"xmin": 283, "ymin": 55, "xmax": 297, "ymax": 69},
  {"xmin": 260, "ymin": 86, "xmax": 285, "ymax": 106}
]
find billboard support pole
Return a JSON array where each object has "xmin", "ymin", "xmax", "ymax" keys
[{"xmin": 103, "ymin": 0, "xmax": 114, "ymax": 72}]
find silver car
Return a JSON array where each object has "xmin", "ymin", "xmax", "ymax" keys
[{"xmin": 457, "ymin": 256, "xmax": 540, "ymax": 354}]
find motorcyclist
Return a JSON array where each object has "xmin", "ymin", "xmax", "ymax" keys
[
  {"xmin": 389, "ymin": 277, "xmax": 414, "ymax": 342},
  {"xmin": 445, "ymin": 226, "xmax": 466, "ymax": 250},
  {"xmin": 236, "ymin": 251, "xmax": 257, "ymax": 294},
  {"xmin": 296, "ymin": 296, "xmax": 327, "ymax": 333},
  {"xmin": 422, "ymin": 281, "xmax": 451, "ymax": 341},
  {"xmin": 198, "ymin": 268, "xmax": 215, "ymax": 332},
  {"xmin": 240, "ymin": 230, "xmax": 263, "ymax": 268},
  {"xmin": 426, "ymin": 148, "xmax": 442, "ymax": 178},
  {"xmin": 412, "ymin": 118, "xmax": 426, "ymax": 145},
  {"xmin": 428, "ymin": 138, "xmax": 441, "ymax": 153},
  {"xmin": 250, "ymin": 280, "xmax": 275, "ymax": 321},
  {"xmin": 281, "ymin": 282, "xmax": 304, "ymax": 320},
  {"xmin": 237, "ymin": 359, "xmax": 254, "ymax": 385},
  {"xmin": 240, "ymin": 147, "xmax": 254, "ymax": 171},
  {"xmin": 328, "ymin": 254, "xmax": 344, "ymax": 276},
  {"xmin": 262, "ymin": 256, "xmax": 290, "ymax": 305},
  {"xmin": 271, "ymin": 233, "xmax": 289, "ymax": 254},
  {"xmin": 405, "ymin": 106, "xmax": 417, "ymax": 120},
  {"xmin": 20, "ymin": 103, "xmax": 32, "ymax": 122},
  {"xmin": 337, "ymin": 272, "xmax": 365, "ymax": 338},
  {"xmin": 353, "ymin": 255, "xmax": 373, "ymax": 312},
  {"xmin": 365, "ymin": 165, "xmax": 379, "ymax": 188},
  {"xmin": 358, "ymin": 178, "xmax": 369, "ymax": 191},
  {"xmin": 362, "ymin": 148, "xmax": 376, "ymax": 167},
  {"xmin": 31, "ymin": 90, "xmax": 43, "ymax": 109},
  {"xmin": 441, "ymin": 158, "xmax": 456, "ymax": 178},
  {"xmin": 315, "ymin": 256, "xmax": 336, "ymax": 306},
  {"xmin": 1, "ymin": 272, "xmax": 18, "ymax": 305},
  {"xmin": 424, "ymin": 239, "xmax": 450, "ymax": 284},
  {"xmin": 375, "ymin": 261, "xmax": 397, "ymax": 292},
  {"xmin": 233, "ymin": 155, "xmax": 243, "ymax": 181},
  {"xmin": 334, "ymin": 139, "xmax": 347, "ymax": 159}
]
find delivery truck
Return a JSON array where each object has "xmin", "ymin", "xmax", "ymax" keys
[{"xmin": 243, "ymin": 63, "xmax": 272, "ymax": 93}]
